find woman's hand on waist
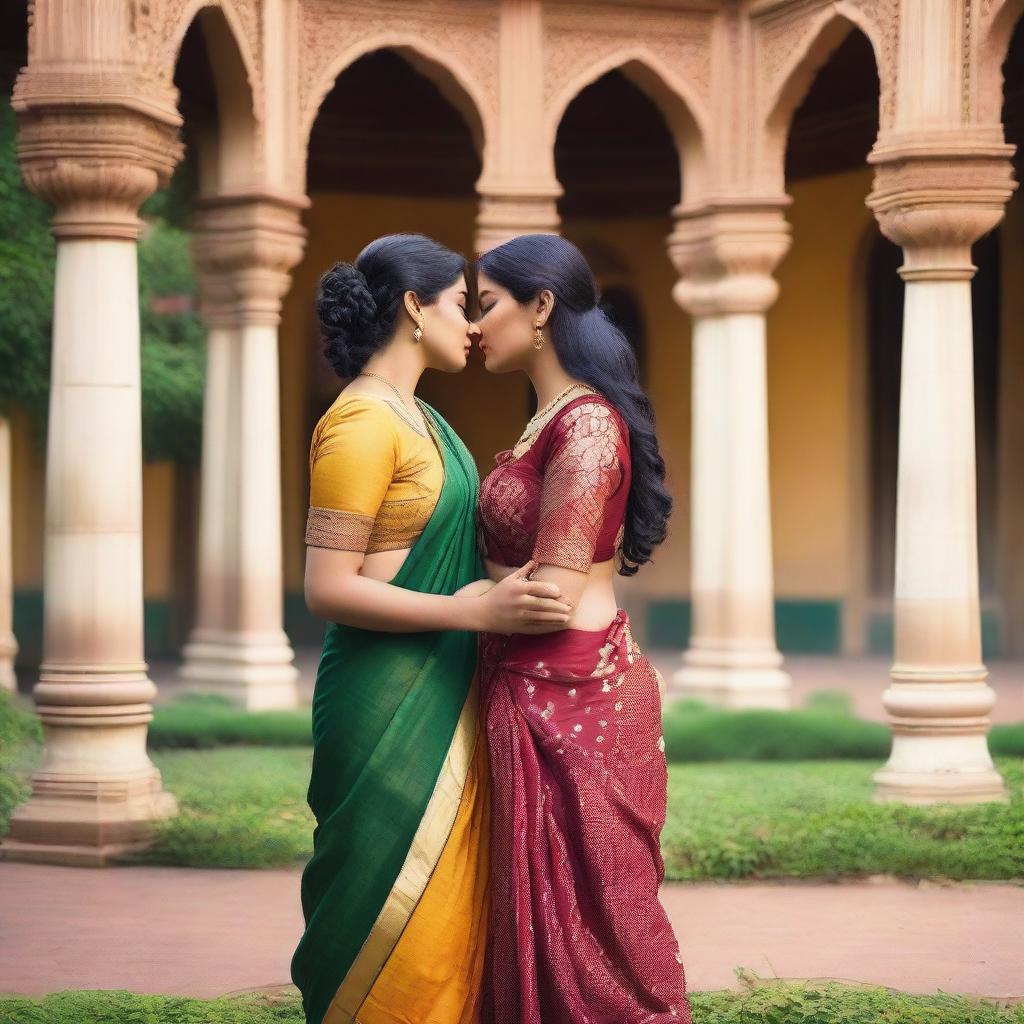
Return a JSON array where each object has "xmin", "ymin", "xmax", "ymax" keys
[{"xmin": 466, "ymin": 559, "xmax": 574, "ymax": 635}]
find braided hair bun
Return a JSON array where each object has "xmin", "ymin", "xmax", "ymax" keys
[
  {"xmin": 316, "ymin": 262, "xmax": 381, "ymax": 379},
  {"xmin": 316, "ymin": 233, "xmax": 468, "ymax": 380}
]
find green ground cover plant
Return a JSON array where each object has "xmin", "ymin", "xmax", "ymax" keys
[{"xmin": 1, "ymin": 980, "xmax": 1021, "ymax": 1024}]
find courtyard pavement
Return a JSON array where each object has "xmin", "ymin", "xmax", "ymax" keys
[{"xmin": 1, "ymin": 862, "xmax": 1021, "ymax": 1000}]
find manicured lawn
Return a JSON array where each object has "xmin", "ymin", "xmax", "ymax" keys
[
  {"xmin": 135, "ymin": 749, "xmax": 1024, "ymax": 880},
  {"xmin": 3, "ymin": 689, "xmax": 1022, "ymax": 879},
  {"xmin": 1, "ymin": 981, "xmax": 1021, "ymax": 1024},
  {"xmin": 661, "ymin": 757, "xmax": 1024, "ymax": 882},
  {"xmin": 123, "ymin": 746, "xmax": 315, "ymax": 868}
]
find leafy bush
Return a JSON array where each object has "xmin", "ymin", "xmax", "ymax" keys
[
  {"xmin": 0, "ymin": 101, "xmax": 54, "ymax": 431},
  {"xmin": 0, "ymin": 95, "xmax": 205, "ymax": 462},
  {"xmin": 990, "ymin": 722, "xmax": 1024, "ymax": 756},
  {"xmin": 0, "ymin": 688, "xmax": 41, "ymax": 834},
  {"xmin": 137, "ymin": 219, "xmax": 205, "ymax": 465},
  {"xmin": 662, "ymin": 692, "xmax": 1024, "ymax": 762},
  {"xmin": 662, "ymin": 699, "xmax": 892, "ymax": 762},
  {"xmin": 149, "ymin": 694, "xmax": 313, "ymax": 749}
]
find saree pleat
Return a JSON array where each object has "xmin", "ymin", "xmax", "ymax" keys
[
  {"xmin": 478, "ymin": 610, "xmax": 692, "ymax": 1024},
  {"xmin": 291, "ymin": 401, "xmax": 487, "ymax": 1024}
]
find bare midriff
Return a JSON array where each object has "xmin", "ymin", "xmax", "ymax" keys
[{"xmin": 485, "ymin": 556, "xmax": 618, "ymax": 631}]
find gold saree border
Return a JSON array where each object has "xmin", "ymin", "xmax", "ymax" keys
[{"xmin": 323, "ymin": 673, "xmax": 481, "ymax": 1024}]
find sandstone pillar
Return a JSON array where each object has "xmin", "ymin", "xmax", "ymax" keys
[
  {"xmin": 668, "ymin": 199, "xmax": 792, "ymax": 709},
  {"xmin": 178, "ymin": 191, "xmax": 308, "ymax": 710},
  {"xmin": 1, "ymin": 92, "xmax": 182, "ymax": 864},
  {"xmin": 867, "ymin": 132, "xmax": 1015, "ymax": 803}
]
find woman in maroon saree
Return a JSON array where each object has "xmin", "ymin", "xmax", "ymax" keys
[{"xmin": 471, "ymin": 235, "xmax": 692, "ymax": 1024}]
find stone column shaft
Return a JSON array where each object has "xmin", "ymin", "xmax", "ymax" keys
[
  {"xmin": 0, "ymin": 91, "xmax": 182, "ymax": 865},
  {"xmin": 178, "ymin": 190, "xmax": 308, "ymax": 710},
  {"xmin": 867, "ymin": 130, "xmax": 1016, "ymax": 804},
  {"xmin": 668, "ymin": 199, "xmax": 792, "ymax": 708}
]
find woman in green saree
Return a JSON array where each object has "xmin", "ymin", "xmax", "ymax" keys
[{"xmin": 290, "ymin": 234, "xmax": 572, "ymax": 1024}]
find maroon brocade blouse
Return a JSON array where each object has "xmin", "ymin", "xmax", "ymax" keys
[{"xmin": 477, "ymin": 393, "xmax": 632, "ymax": 573}]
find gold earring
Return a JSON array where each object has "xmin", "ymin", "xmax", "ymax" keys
[
  {"xmin": 533, "ymin": 322, "xmax": 545, "ymax": 350},
  {"xmin": 413, "ymin": 314, "xmax": 424, "ymax": 342}
]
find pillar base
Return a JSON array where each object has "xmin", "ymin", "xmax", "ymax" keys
[
  {"xmin": 672, "ymin": 650, "xmax": 791, "ymax": 709},
  {"xmin": 872, "ymin": 677, "xmax": 1008, "ymax": 804},
  {"xmin": 0, "ymin": 767, "xmax": 179, "ymax": 866},
  {"xmin": 873, "ymin": 764, "xmax": 1009, "ymax": 805},
  {"xmin": 179, "ymin": 633, "xmax": 300, "ymax": 710}
]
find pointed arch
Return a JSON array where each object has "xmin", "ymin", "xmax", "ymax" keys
[
  {"xmin": 301, "ymin": 36, "xmax": 489, "ymax": 164},
  {"xmin": 547, "ymin": 48, "xmax": 707, "ymax": 204},
  {"xmin": 762, "ymin": 7, "xmax": 882, "ymax": 181},
  {"xmin": 977, "ymin": 0, "xmax": 1024, "ymax": 124},
  {"xmin": 170, "ymin": 2, "xmax": 260, "ymax": 189}
]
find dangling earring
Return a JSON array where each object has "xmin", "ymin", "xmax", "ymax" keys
[
  {"xmin": 413, "ymin": 313, "xmax": 424, "ymax": 343},
  {"xmin": 533, "ymin": 322, "xmax": 545, "ymax": 350}
]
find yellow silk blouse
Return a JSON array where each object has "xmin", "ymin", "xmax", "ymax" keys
[{"xmin": 304, "ymin": 393, "xmax": 444, "ymax": 554}]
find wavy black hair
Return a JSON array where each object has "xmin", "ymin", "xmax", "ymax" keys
[
  {"xmin": 477, "ymin": 234, "xmax": 672, "ymax": 575},
  {"xmin": 316, "ymin": 233, "xmax": 467, "ymax": 378}
]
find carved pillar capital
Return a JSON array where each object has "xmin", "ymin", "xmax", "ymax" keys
[
  {"xmin": 474, "ymin": 184, "xmax": 562, "ymax": 256},
  {"xmin": 867, "ymin": 129, "xmax": 1018, "ymax": 281},
  {"xmin": 667, "ymin": 197, "xmax": 792, "ymax": 317},
  {"xmin": 191, "ymin": 189, "xmax": 311, "ymax": 327},
  {"xmin": 12, "ymin": 69, "xmax": 183, "ymax": 240}
]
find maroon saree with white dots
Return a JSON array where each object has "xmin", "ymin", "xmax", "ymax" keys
[{"xmin": 475, "ymin": 390, "xmax": 691, "ymax": 1024}]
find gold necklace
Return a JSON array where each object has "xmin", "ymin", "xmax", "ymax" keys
[
  {"xmin": 522, "ymin": 382, "xmax": 594, "ymax": 436},
  {"xmin": 358, "ymin": 371, "xmax": 428, "ymax": 435},
  {"xmin": 513, "ymin": 382, "xmax": 596, "ymax": 456}
]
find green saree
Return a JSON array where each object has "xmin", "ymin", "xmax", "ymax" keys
[{"xmin": 291, "ymin": 400, "xmax": 485, "ymax": 1024}]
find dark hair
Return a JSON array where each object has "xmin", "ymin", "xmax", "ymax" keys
[
  {"xmin": 317, "ymin": 233, "xmax": 467, "ymax": 378},
  {"xmin": 478, "ymin": 234, "xmax": 671, "ymax": 575}
]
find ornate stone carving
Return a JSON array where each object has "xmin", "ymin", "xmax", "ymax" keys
[
  {"xmin": 541, "ymin": 3, "xmax": 714, "ymax": 130},
  {"xmin": 127, "ymin": 0, "xmax": 191, "ymax": 87},
  {"xmin": 970, "ymin": 0, "xmax": 1024, "ymax": 124},
  {"xmin": 754, "ymin": 0, "xmax": 899, "ymax": 131},
  {"xmin": 867, "ymin": 129, "xmax": 1018, "ymax": 280},
  {"xmin": 19, "ymin": 1, "xmax": 265, "ymax": 185},
  {"xmin": 192, "ymin": 190, "xmax": 311, "ymax": 325},
  {"xmin": 754, "ymin": 0, "xmax": 832, "ymax": 88},
  {"xmin": 124, "ymin": 0, "xmax": 264, "ymax": 150},
  {"xmin": 13, "ymin": 103, "xmax": 182, "ymax": 239},
  {"xmin": 297, "ymin": 0, "xmax": 499, "ymax": 143},
  {"xmin": 667, "ymin": 197, "xmax": 793, "ymax": 316}
]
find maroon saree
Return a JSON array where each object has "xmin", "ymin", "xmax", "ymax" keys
[{"xmin": 476, "ymin": 391, "xmax": 691, "ymax": 1024}]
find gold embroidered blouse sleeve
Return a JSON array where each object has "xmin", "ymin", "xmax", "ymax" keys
[{"xmin": 306, "ymin": 399, "xmax": 400, "ymax": 553}]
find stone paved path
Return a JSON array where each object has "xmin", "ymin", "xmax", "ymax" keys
[{"xmin": 1, "ymin": 863, "xmax": 1021, "ymax": 1000}]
